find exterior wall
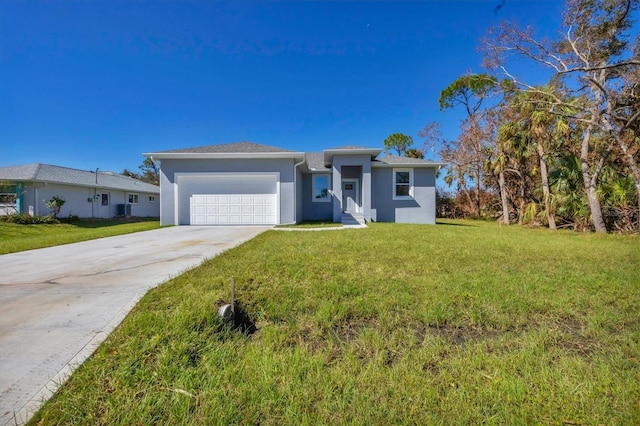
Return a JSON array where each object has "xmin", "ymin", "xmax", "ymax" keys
[
  {"xmin": 159, "ymin": 158, "xmax": 296, "ymax": 226},
  {"xmin": 301, "ymin": 173, "xmax": 332, "ymax": 221},
  {"xmin": 295, "ymin": 167, "xmax": 304, "ymax": 224},
  {"xmin": 331, "ymin": 155, "xmax": 372, "ymax": 222},
  {"xmin": 18, "ymin": 183, "xmax": 159, "ymax": 218},
  {"xmin": 112, "ymin": 191, "xmax": 159, "ymax": 217},
  {"xmin": 371, "ymin": 167, "xmax": 437, "ymax": 224}
]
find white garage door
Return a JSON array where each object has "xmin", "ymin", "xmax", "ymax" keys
[
  {"xmin": 178, "ymin": 174, "xmax": 278, "ymax": 225},
  {"xmin": 190, "ymin": 194, "xmax": 277, "ymax": 225}
]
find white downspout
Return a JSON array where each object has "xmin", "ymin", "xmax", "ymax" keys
[{"xmin": 279, "ymin": 156, "xmax": 306, "ymax": 226}]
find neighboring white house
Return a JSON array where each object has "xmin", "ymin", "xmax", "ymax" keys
[
  {"xmin": 145, "ymin": 142, "xmax": 444, "ymax": 226},
  {"xmin": 0, "ymin": 164, "xmax": 160, "ymax": 218}
]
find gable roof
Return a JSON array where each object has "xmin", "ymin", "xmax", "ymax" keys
[
  {"xmin": 153, "ymin": 141, "xmax": 296, "ymax": 154},
  {"xmin": 0, "ymin": 164, "xmax": 160, "ymax": 193},
  {"xmin": 145, "ymin": 142, "xmax": 306, "ymax": 160}
]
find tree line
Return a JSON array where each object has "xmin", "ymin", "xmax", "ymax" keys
[
  {"xmin": 122, "ymin": 158, "xmax": 160, "ymax": 186},
  {"xmin": 388, "ymin": 0, "xmax": 639, "ymax": 233}
]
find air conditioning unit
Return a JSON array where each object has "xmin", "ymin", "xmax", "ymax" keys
[{"xmin": 116, "ymin": 204, "xmax": 132, "ymax": 216}]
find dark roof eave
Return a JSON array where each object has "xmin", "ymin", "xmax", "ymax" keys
[
  {"xmin": 323, "ymin": 148, "xmax": 382, "ymax": 167},
  {"xmin": 371, "ymin": 162, "xmax": 446, "ymax": 168},
  {"xmin": 144, "ymin": 152, "xmax": 306, "ymax": 161}
]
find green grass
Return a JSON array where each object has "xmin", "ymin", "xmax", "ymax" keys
[
  {"xmin": 29, "ymin": 220, "xmax": 640, "ymax": 424},
  {"xmin": 276, "ymin": 220, "xmax": 343, "ymax": 228},
  {"xmin": 0, "ymin": 218, "xmax": 161, "ymax": 254}
]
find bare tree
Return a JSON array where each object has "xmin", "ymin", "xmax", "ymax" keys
[{"xmin": 483, "ymin": 0, "xmax": 639, "ymax": 232}]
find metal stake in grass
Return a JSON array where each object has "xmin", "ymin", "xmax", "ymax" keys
[
  {"xmin": 218, "ymin": 276, "xmax": 235, "ymax": 323},
  {"xmin": 231, "ymin": 276, "xmax": 235, "ymax": 316}
]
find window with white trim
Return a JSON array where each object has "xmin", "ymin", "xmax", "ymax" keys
[
  {"xmin": 149, "ymin": 196, "xmax": 156, "ymax": 202},
  {"xmin": 128, "ymin": 193, "xmax": 139, "ymax": 204},
  {"xmin": 393, "ymin": 168, "xmax": 414, "ymax": 200},
  {"xmin": 312, "ymin": 174, "xmax": 331, "ymax": 202},
  {"xmin": 101, "ymin": 193, "xmax": 109, "ymax": 206}
]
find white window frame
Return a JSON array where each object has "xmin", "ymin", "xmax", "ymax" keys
[
  {"xmin": 101, "ymin": 193, "xmax": 109, "ymax": 206},
  {"xmin": 392, "ymin": 168, "xmax": 414, "ymax": 200},
  {"xmin": 312, "ymin": 174, "xmax": 331, "ymax": 202},
  {"xmin": 128, "ymin": 193, "xmax": 139, "ymax": 204},
  {"xmin": 149, "ymin": 195, "xmax": 156, "ymax": 203}
]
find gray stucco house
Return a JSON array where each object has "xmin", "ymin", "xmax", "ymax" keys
[
  {"xmin": 145, "ymin": 142, "xmax": 443, "ymax": 226},
  {"xmin": 0, "ymin": 164, "xmax": 160, "ymax": 218}
]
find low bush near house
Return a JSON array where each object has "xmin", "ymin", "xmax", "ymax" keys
[{"xmin": 0, "ymin": 213, "xmax": 59, "ymax": 224}]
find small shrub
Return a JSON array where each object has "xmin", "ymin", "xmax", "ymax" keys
[
  {"xmin": 45, "ymin": 195, "xmax": 66, "ymax": 218},
  {"xmin": 0, "ymin": 213, "xmax": 59, "ymax": 224}
]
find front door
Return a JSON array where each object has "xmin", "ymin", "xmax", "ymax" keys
[{"xmin": 342, "ymin": 180, "xmax": 359, "ymax": 213}]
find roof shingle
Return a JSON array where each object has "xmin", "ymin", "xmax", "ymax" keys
[
  {"xmin": 375, "ymin": 155, "xmax": 440, "ymax": 165},
  {"xmin": 305, "ymin": 152, "xmax": 330, "ymax": 170},
  {"xmin": 155, "ymin": 141, "xmax": 296, "ymax": 154},
  {"xmin": 0, "ymin": 164, "xmax": 159, "ymax": 193}
]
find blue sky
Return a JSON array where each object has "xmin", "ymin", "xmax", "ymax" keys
[{"xmin": 0, "ymin": 0, "xmax": 565, "ymax": 175}]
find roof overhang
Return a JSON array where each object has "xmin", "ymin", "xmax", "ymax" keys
[
  {"xmin": 144, "ymin": 152, "xmax": 306, "ymax": 161},
  {"xmin": 323, "ymin": 148, "xmax": 382, "ymax": 167},
  {"xmin": 371, "ymin": 162, "xmax": 447, "ymax": 169}
]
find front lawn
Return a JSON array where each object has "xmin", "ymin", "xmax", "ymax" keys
[
  {"xmin": 0, "ymin": 218, "xmax": 161, "ymax": 254},
  {"xmin": 30, "ymin": 220, "xmax": 639, "ymax": 424},
  {"xmin": 276, "ymin": 220, "xmax": 343, "ymax": 228}
]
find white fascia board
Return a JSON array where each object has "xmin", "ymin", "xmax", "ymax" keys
[
  {"xmin": 144, "ymin": 152, "xmax": 306, "ymax": 161},
  {"xmin": 323, "ymin": 148, "xmax": 382, "ymax": 166},
  {"xmin": 371, "ymin": 162, "xmax": 447, "ymax": 168}
]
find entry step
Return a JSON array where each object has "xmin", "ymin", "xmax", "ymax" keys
[{"xmin": 341, "ymin": 213, "xmax": 366, "ymax": 226}]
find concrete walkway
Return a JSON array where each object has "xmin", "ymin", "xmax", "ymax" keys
[{"xmin": 0, "ymin": 225, "xmax": 269, "ymax": 426}]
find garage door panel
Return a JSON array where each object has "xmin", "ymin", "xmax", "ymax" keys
[{"xmin": 188, "ymin": 193, "xmax": 277, "ymax": 225}]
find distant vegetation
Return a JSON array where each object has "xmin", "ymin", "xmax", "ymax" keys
[{"xmin": 410, "ymin": 0, "xmax": 639, "ymax": 233}]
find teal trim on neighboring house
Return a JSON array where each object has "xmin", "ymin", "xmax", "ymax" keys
[
  {"xmin": 0, "ymin": 183, "xmax": 22, "ymax": 213},
  {"xmin": 16, "ymin": 182, "xmax": 24, "ymax": 213}
]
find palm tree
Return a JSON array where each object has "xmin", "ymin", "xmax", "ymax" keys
[
  {"xmin": 550, "ymin": 154, "xmax": 589, "ymax": 230},
  {"xmin": 601, "ymin": 174, "xmax": 638, "ymax": 232}
]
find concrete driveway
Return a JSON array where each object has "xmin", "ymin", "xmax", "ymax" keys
[{"xmin": 0, "ymin": 225, "xmax": 270, "ymax": 426}]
